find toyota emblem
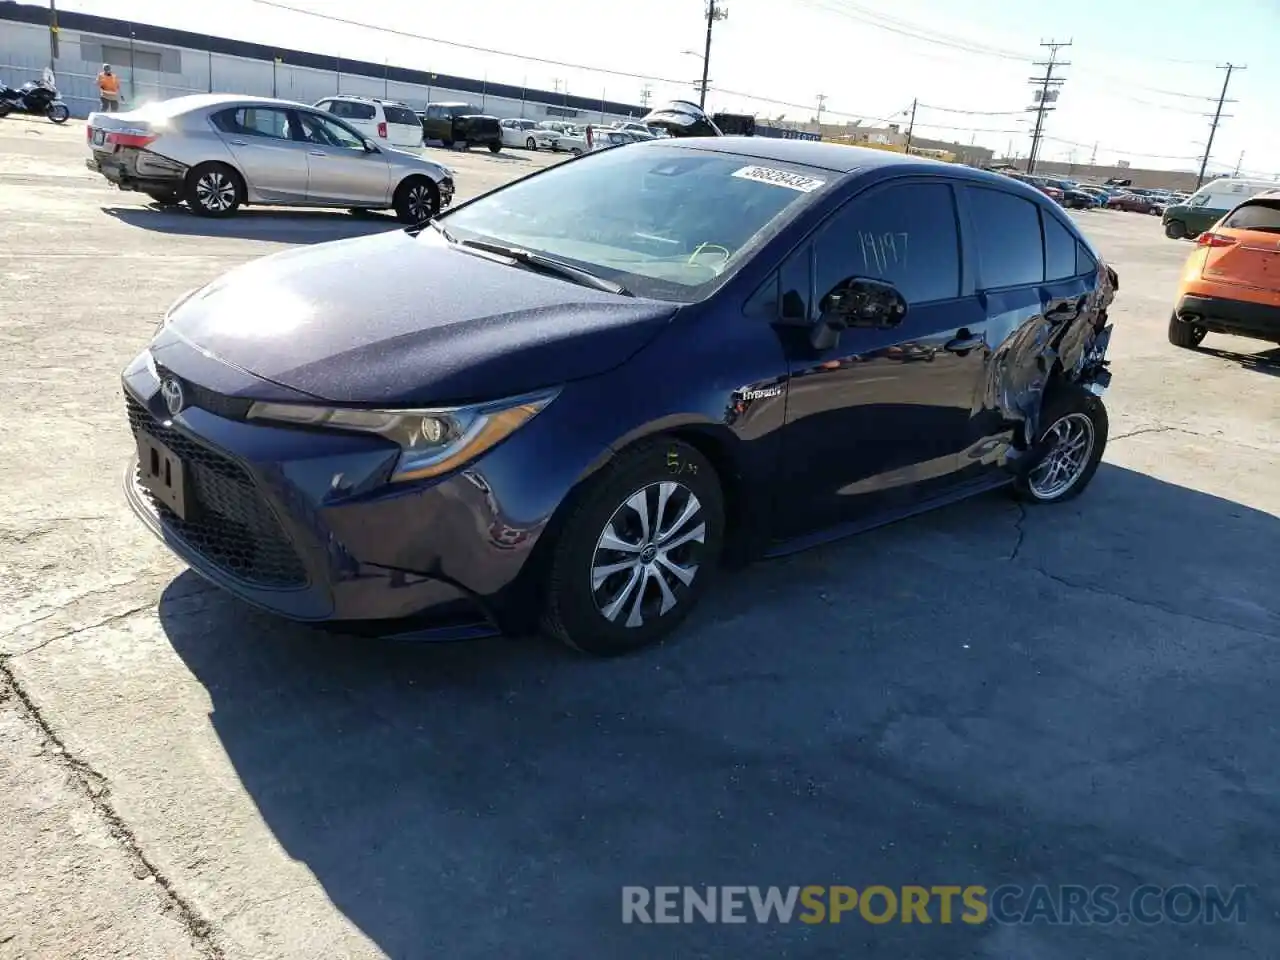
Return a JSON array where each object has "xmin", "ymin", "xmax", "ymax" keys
[{"xmin": 160, "ymin": 377, "xmax": 185, "ymax": 416}]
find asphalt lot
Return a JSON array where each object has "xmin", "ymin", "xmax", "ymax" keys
[{"xmin": 1, "ymin": 116, "xmax": 1277, "ymax": 960}]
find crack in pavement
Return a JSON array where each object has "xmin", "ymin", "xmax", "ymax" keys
[
  {"xmin": 0, "ymin": 659, "xmax": 227, "ymax": 959},
  {"xmin": 1007, "ymin": 501, "xmax": 1028, "ymax": 562},
  {"xmin": 1022, "ymin": 564, "xmax": 1278, "ymax": 642},
  {"xmin": 1111, "ymin": 424, "xmax": 1277, "ymax": 454},
  {"xmin": 9, "ymin": 601, "xmax": 158, "ymax": 659}
]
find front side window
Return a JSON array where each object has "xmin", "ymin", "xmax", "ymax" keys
[
  {"xmin": 298, "ymin": 112, "xmax": 366, "ymax": 150},
  {"xmin": 439, "ymin": 147, "xmax": 831, "ymax": 301},
  {"xmin": 812, "ymin": 182, "xmax": 961, "ymax": 306},
  {"xmin": 968, "ymin": 187, "xmax": 1045, "ymax": 289},
  {"xmin": 212, "ymin": 107, "xmax": 292, "ymax": 141}
]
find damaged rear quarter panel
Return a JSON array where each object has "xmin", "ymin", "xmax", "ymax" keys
[{"xmin": 980, "ymin": 248, "xmax": 1117, "ymax": 445}]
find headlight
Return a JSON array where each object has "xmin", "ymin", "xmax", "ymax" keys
[{"xmin": 246, "ymin": 389, "xmax": 558, "ymax": 482}]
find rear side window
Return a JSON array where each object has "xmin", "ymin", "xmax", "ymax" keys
[
  {"xmin": 812, "ymin": 182, "xmax": 961, "ymax": 306},
  {"xmin": 1042, "ymin": 212, "xmax": 1077, "ymax": 281},
  {"xmin": 383, "ymin": 106, "xmax": 419, "ymax": 125},
  {"xmin": 1076, "ymin": 242, "xmax": 1097, "ymax": 277},
  {"xmin": 1223, "ymin": 201, "xmax": 1280, "ymax": 233},
  {"xmin": 210, "ymin": 107, "xmax": 292, "ymax": 141},
  {"xmin": 968, "ymin": 187, "xmax": 1045, "ymax": 288},
  {"xmin": 331, "ymin": 101, "xmax": 376, "ymax": 120}
]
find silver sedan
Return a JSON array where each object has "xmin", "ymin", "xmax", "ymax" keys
[{"xmin": 86, "ymin": 93, "xmax": 454, "ymax": 224}]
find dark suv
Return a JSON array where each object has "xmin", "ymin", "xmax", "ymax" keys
[{"xmin": 420, "ymin": 102, "xmax": 502, "ymax": 152}]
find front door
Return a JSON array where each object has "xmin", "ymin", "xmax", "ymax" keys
[
  {"xmin": 295, "ymin": 111, "xmax": 390, "ymax": 206},
  {"xmin": 774, "ymin": 180, "xmax": 989, "ymax": 540},
  {"xmin": 211, "ymin": 106, "xmax": 309, "ymax": 203}
]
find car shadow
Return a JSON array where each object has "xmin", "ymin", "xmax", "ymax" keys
[
  {"xmin": 1198, "ymin": 344, "xmax": 1280, "ymax": 377},
  {"xmin": 160, "ymin": 463, "xmax": 1279, "ymax": 958},
  {"xmin": 100, "ymin": 205, "xmax": 404, "ymax": 245}
]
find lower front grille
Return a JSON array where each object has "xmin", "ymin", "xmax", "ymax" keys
[{"xmin": 126, "ymin": 394, "xmax": 308, "ymax": 588}]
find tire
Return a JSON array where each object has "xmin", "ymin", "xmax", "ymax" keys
[
  {"xmin": 571, "ymin": 147, "xmax": 583, "ymax": 157},
  {"xmin": 541, "ymin": 438, "xmax": 725, "ymax": 656},
  {"xmin": 392, "ymin": 175, "xmax": 439, "ymax": 226},
  {"xmin": 1168, "ymin": 312, "xmax": 1206, "ymax": 349},
  {"xmin": 184, "ymin": 162, "xmax": 242, "ymax": 217},
  {"xmin": 1012, "ymin": 382, "xmax": 1108, "ymax": 505},
  {"xmin": 0, "ymin": 102, "xmax": 12, "ymax": 119},
  {"xmin": 46, "ymin": 103, "xmax": 69, "ymax": 123},
  {"xmin": 442, "ymin": 138, "xmax": 454, "ymax": 148},
  {"xmin": 1165, "ymin": 220, "xmax": 1187, "ymax": 240},
  {"xmin": 488, "ymin": 141, "xmax": 501, "ymax": 153},
  {"xmin": 526, "ymin": 136, "xmax": 537, "ymax": 150}
]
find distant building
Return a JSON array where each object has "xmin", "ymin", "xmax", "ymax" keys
[{"xmin": 988, "ymin": 158, "xmax": 1274, "ymax": 192}]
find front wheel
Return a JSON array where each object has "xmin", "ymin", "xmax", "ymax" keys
[
  {"xmin": 570, "ymin": 147, "xmax": 583, "ymax": 157},
  {"xmin": 1165, "ymin": 220, "xmax": 1187, "ymax": 240},
  {"xmin": 1013, "ymin": 383, "xmax": 1108, "ymax": 505},
  {"xmin": 185, "ymin": 162, "xmax": 242, "ymax": 217},
  {"xmin": 541, "ymin": 439, "xmax": 725, "ymax": 656},
  {"xmin": 46, "ymin": 102, "xmax": 69, "ymax": 123},
  {"xmin": 0, "ymin": 102, "xmax": 12, "ymax": 119},
  {"xmin": 487, "ymin": 141, "xmax": 501, "ymax": 153},
  {"xmin": 525, "ymin": 136, "xmax": 537, "ymax": 150},
  {"xmin": 393, "ymin": 175, "xmax": 439, "ymax": 226}
]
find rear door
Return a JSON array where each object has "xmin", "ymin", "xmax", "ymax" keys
[
  {"xmin": 295, "ymin": 110, "xmax": 390, "ymax": 205},
  {"xmin": 1201, "ymin": 197, "xmax": 1280, "ymax": 300},
  {"xmin": 209, "ymin": 106, "xmax": 309, "ymax": 203},
  {"xmin": 328, "ymin": 99, "xmax": 377, "ymax": 140}
]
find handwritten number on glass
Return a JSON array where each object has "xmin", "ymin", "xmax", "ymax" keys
[{"xmin": 859, "ymin": 231, "xmax": 909, "ymax": 276}]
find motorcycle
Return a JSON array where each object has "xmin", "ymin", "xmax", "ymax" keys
[{"xmin": 0, "ymin": 74, "xmax": 71, "ymax": 124}]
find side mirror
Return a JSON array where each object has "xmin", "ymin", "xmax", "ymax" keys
[
  {"xmin": 810, "ymin": 278, "xmax": 907, "ymax": 351},
  {"xmin": 362, "ymin": 138, "xmax": 378, "ymax": 153}
]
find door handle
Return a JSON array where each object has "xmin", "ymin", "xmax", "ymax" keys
[
  {"xmin": 308, "ymin": 150, "xmax": 326, "ymax": 157},
  {"xmin": 228, "ymin": 139, "xmax": 247, "ymax": 145},
  {"xmin": 944, "ymin": 330, "xmax": 984, "ymax": 353}
]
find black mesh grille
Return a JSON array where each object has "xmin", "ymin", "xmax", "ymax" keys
[{"xmin": 126, "ymin": 394, "xmax": 308, "ymax": 588}]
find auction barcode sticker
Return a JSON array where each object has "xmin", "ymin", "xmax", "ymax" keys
[{"xmin": 731, "ymin": 165, "xmax": 826, "ymax": 193}]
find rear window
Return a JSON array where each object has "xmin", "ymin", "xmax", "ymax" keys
[
  {"xmin": 383, "ymin": 106, "xmax": 419, "ymax": 125},
  {"xmin": 1223, "ymin": 201, "xmax": 1280, "ymax": 233}
]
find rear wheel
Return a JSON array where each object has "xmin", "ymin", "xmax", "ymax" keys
[
  {"xmin": 1168, "ymin": 312, "xmax": 1207, "ymax": 349},
  {"xmin": 571, "ymin": 147, "xmax": 583, "ymax": 157},
  {"xmin": 0, "ymin": 102, "xmax": 13, "ymax": 119},
  {"xmin": 1013, "ymin": 383, "xmax": 1108, "ymax": 505},
  {"xmin": 46, "ymin": 103, "xmax": 69, "ymax": 123},
  {"xmin": 185, "ymin": 162, "xmax": 242, "ymax": 217},
  {"xmin": 1165, "ymin": 220, "xmax": 1187, "ymax": 239},
  {"xmin": 392, "ymin": 175, "xmax": 439, "ymax": 226},
  {"xmin": 441, "ymin": 137, "xmax": 454, "ymax": 148},
  {"xmin": 525, "ymin": 136, "xmax": 537, "ymax": 150},
  {"xmin": 487, "ymin": 141, "xmax": 501, "ymax": 153},
  {"xmin": 541, "ymin": 439, "xmax": 725, "ymax": 656}
]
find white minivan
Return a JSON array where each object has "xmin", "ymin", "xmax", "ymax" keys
[{"xmin": 312, "ymin": 96, "xmax": 423, "ymax": 151}]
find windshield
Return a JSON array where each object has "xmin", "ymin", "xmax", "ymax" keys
[{"xmin": 437, "ymin": 145, "xmax": 830, "ymax": 301}]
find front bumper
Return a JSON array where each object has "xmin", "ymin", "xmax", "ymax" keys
[
  {"xmin": 1175, "ymin": 294, "xmax": 1280, "ymax": 341},
  {"xmin": 120, "ymin": 351, "xmax": 552, "ymax": 637}
]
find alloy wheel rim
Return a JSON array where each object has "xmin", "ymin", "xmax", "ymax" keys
[
  {"xmin": 407, "ymin": 184, "xmax": 432, "ymax": 223},
  {"xmin": 1028, "ymin": 412, "xmax": 1095, "ymax": 500},
  {"xmin": 591, "ymin": 481, "xmax": 706, "ymax": 629},
  {"xmin": 196, "ymin": 172, "xmax": 235, "ymax": 211}
]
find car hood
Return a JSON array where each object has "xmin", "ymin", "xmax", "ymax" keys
[{"xmin": 161, "ymin": 229, "xmax": 678, "ymax": 405}]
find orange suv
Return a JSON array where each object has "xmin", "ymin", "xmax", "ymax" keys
[{"xmin": 1169, "ymin": 189, "xmax": 1280, "ymax": 349}]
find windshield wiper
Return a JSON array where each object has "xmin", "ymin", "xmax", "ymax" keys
[{"xmin": 458, "ymin": 238, "xmax": 632, "ymax": 296}]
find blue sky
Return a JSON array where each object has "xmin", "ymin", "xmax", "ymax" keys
[{"xmin": 50, "ymin": 0, "xmax": 1280, "ymax": 174}]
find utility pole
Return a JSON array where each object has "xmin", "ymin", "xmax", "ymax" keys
[
  {"xmin": 699, "ymin": 0, "xmax": 729, "ymax": 109},
  {"xmin": 1233, "ymin": 150, "xmax": 1245, "ymax": 176},
  {"xmin": 904, "ymin": 98, "xmax": 918, "ymax": 153},
  {"xmin": 1090, "ymin": 141, "xmax": 1097, "ymax": 165},
  {"xmin": 815, "ymin": 93, "xmax": 827, "ymax": 128},
  {"xmin": 640, "ymin": 84, "xmax": 652, "ymax": 108},
  {"xmin": 1196, "ymin": 64, "xmax": 1243, "ymax": 189},
  {"xmin": 1025, "ymin": 40, "xmax": 1071, "ymax": 174},
  {"xmin": 47, "ymin": 0, "xmax": 58, "ymax": 69}
]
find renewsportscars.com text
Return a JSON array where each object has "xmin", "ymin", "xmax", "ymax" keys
[{"xmin": 622, "ymin": 884, "xmax": 1248, "ymax": 925}]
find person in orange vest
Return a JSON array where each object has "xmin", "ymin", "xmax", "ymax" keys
[
  {"xmin": 585, "ymin": 124, "xmax": 594, "ymax": 151},
  {"xmin": 97, "ymin": 64, "xmax": 121, "ymax": 112}
]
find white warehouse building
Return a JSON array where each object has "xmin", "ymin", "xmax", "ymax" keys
[{"xmin": 0, "ymin": 0, "xmax": 648, "ymax": 126}]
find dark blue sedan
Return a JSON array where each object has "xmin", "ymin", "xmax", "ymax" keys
[{"xmin": 123, "ymin": 136, "xmax": 1118, "ymax": 655}]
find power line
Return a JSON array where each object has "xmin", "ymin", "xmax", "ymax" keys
[
  {"xmin": 1026, "ymin": 40, "xmax": 1070, "ymax": 174},
  {"xmin": 1197, "ymin": 63, "xmax": 1245, "ymax": 189},
  {"xmin": 916, "ymin": 102, "xmax": 1027, "ymax": 116},
  {"xmin": 1040, "ymin": 136, "xmax": 1200, "ymax": 162},
  {"xmin": 801, "ymin": 0, "xmax": 1033, "ymax": 62}
]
